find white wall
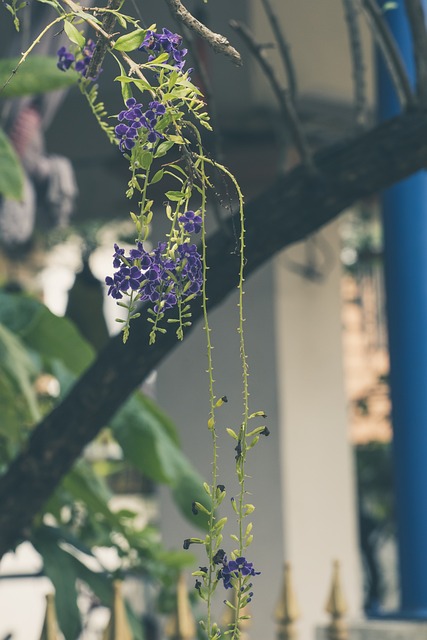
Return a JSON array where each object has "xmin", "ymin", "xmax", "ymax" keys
[{"xmin": 250, "ymin": 0, "xmax": 374, "ymax": 106}]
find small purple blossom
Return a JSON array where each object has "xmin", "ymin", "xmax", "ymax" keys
[
  {"xmin": 57, "ymin": 46, "xmax": 75, "ymax": 71},
  {"xmin": 179, "ymin": 210, "xmax": 202, "ymax": 234},
  {"xmin": 114, "ymin": 123, "xmax": 138, "ymax": 152},
  {"xmin": 56, "ymin": 40, "xmax": 101, "ymax": 79}
]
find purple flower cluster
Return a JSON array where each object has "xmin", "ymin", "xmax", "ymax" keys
[
  {"xmin": 105, "ymin": 240, "xmax": 203, "ymax": 311},
  {"xmin": 57, "ymin": 40, "xmax": 99, "ymax": 79},
  {"xmin": 218, "ymin": 556, "xmax": 259, "ymax": 602},
  {"xmin": 115, "ymin": 98, "xmax": 166, "ymax": 152},
  {"xmin": 138, "ymin": 28, "xmax": 188, "ymax": 71},
  {"xmin": 179, "ymin": 210, "xmax": 202, "ymax": 234}
]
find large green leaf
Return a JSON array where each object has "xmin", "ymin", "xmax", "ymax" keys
[
  {"xmin": 112, "ymin": 393, "xmax": 211, "ymax": 529},
  {"xmin": 0, "ymin": 56, "xmax": 78, "ymax": 98},
  {"xmin": 0, "ymin": 291, "xmax": 94, "ymax": 375},
  {"xmin": 32, "ymin": 526, "xmax": 82, "ymax": 640},
  {"xmin": 33, "ymin": 524, "xmax": 145, "ymax": 640},
  {"xmin": 0, "ymin": 127, "xmax": 23, "ymax": 199}
]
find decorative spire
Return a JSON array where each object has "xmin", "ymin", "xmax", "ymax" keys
[
  {"xmin": 325, "ymin": 560, "xmax": 348, "ymax": 640},
  {"xmin": 165, "ymin": 573, "xmax": 196, "ymax": 640},
  {"xmin": 102, "ymin": 580, "xmax": 133, "ymax": 640},
  {"xmin": 274, "ymin": 562, "xmax": 300, "ymax": 640},
  {"xmin": 39, "ymin": 593, "xmax": 62, "ymax": 640}
]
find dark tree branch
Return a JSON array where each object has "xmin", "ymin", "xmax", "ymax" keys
[
  {"xmin": 86, "ymin": 0, "xmax": 121, "ymax": 80},
  {"xmin": 404, "ymin": 0, "xmax": 427, "ymax": 105},
  {"xmin": 229, "ymin": 19, "xmax": 315, "ymax": 174},
  {"xmin": 260, "ymin": 0, "xmax": 298, "ymax": 103},
  {"xmin": 361, "ymin": 0, "xmax": 415, "ymax": 109},
  {"xmin": 162, "ymin": 0, "xmax": 242, "ymax": 66},
  {"xmin": 2, "ymin": 110, "xmax": 427, "ymax": 559}
]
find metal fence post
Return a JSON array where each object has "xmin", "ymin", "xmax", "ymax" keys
[
  {"xmin": 38, "ymin": 592, "xmax": 62, "ymax": 640},
  {"xmin": 274, "ymin": 562, "xmax": 300, "ymax": 640},
  {"xmin": 325, "ymin": 560, "xmax": 348, "ymax": 640},
  {"xmin": 165, "ymin": 573, "xmax": 196, "ymax": 640},
  {"xmin": 102, "ymin": 579, "xmax": 133, "ymax": 640}
]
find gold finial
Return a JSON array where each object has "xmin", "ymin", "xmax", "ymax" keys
[
  {"xmin": 274, "ymin": 562, "xmax": 300, "ymax": 640},
  {"xmin": 325, "ymin": 560, "xmax": 348, "ymax": 640},
  {"xmin": 39, "ymin": 593, "xmax": 62, "ymax": 640},
  {"xmin": 165, "ymin": 573, "xmax": 196, "ymax": 640},
  {"xmin": 221, "ymin": 588, "xmax": 251, "ymax": 639},
  {"xmin": 102, "ymin": 580, "xmax": 133, "ymax": 640}
]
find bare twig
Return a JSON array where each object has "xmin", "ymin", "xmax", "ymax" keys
[
  {"xmin": 230, "ymin": 20, "xmax": 315, "ymax": 174},
  {"xmin": 260, "ymin": 0, "xmax": 298, "ymax": 103},
  {"xmin": 404, "ymin": 0, "xmax": 427, "ymax": 105},
  {"xmin": 163, "ymin": 0, "xmax": 242, "ymax": 66},
  {"xmin": 360, "ymin": 0, "xmax": 415, "ymax": 109},
  {"xmin": 342, "ymin": 0, "xmax": 369, "ymax": 127}
]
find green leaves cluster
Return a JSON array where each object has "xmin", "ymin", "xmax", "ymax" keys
[{"xmin": 0, "ymin": 291, "xmax": 209, "ymax": 636}]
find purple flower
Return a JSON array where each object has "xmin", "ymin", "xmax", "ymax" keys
[
  {"xmin": 179, "ymin": 210, "xmax": 202, "ymax": 234},
  {"xmin": 221, "ymin": 556, "xmax": 260, "ymax": 590},
  {"xmin": 138, "ymin": 28, "xmax": 189, "ymax": 72},
  {"xmin": 113, "ymin": 243, "xmax": 125, "ymax": 268},
  {"xmin": 115, "ymin": 98, "xmax": 166, "ymax": 152},
  {"xmin": 115, "ymin": 123, "xmax": 138, "ymax": 152},
  {"xmin": 57, "ymin": 47, "xmax": 75, "ymax": 71}
]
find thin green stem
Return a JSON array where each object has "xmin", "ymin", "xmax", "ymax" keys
[{"xmin": 0, "ymin": 14, "xmax": 69, "ymax": 96}]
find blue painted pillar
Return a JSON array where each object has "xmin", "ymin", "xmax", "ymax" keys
[{"xmin": 377, "ymin": 2, "xmax": 427, "ymax": 616}]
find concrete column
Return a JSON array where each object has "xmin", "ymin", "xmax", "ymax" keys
[{"xmin": 274, "ymin": 220, "xmax": 362, "ymax": 640}]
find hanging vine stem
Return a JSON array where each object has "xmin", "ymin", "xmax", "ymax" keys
[{"xmin": 198, "ymin": 154, "xmax": 253, "ymax": 639}]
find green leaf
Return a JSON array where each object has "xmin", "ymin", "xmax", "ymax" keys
[
  {"xmin": 165, "ymin": 190, "xmax": 185, "ymax": 202},
  {"xmin": 0, "ymin": 127, "xmax": 23, "ymax": 199},
  {"xmin": 145, "ymin": 52, "xmax": 169, "ymax": 66},
  {"xmin": 150, "ymin": 169, "xmax": 164, "ymax": 184},
  {"xmin": 32, "ymin": 526, "xmax": 82, "ymax": 640},
  {"xmin": 113, "ymin": 28, "xmax": 146, "ymax": 52},
  {"xmin": 140, "ymin": 151, "xmax": 153, "ymax": 170},
  {"xmin": 63, "ymin": 20, "xmax": 85, "ymax": 47},
  {"xmin": 154, "ymin": 140, "xmax": 175, "ymax": 158},
  {"xmin": 0, "ymin": 292, "xmax": 94, "ymax": 376},
  {"xmin": 0, "ymin": 56, "xmax": 78, "ymax": 98},
  {"xmin": 112, "ymin": 392, "xmax": 210, "ymax": 528},
  {"xmin": 0, "ymin": 323, "xmax": 40, "ymax": 424}
]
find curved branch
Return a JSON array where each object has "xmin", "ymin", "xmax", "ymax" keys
[
  {"xmin": 163, "ymin": 0, "xmax": 242, "ymax": 66},
  {"xmin": 2, "ymin": 110, "xmax": 427, "ymax": 558},
  {"xmin": 404, "ymin": 0, "xmax": 427, "ymax": 105},
  {"xmin": 260, "ymin": 0, "xmax": 298, "ymax": 103},
  {"xmin": 342, "ymin": 0, "xmax": 369, "ymax": 127},
  {"xmin": 230, "ymin": 19, "xmax": 315, "ymax": 174},
  {"xmin": 361, "ymin": 0, "xmax": 415, "ymax": 109}
]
